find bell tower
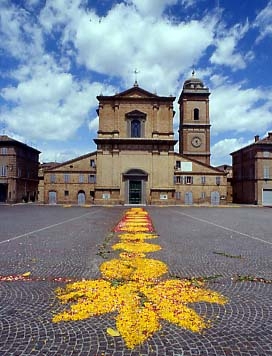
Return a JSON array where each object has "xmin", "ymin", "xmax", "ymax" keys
[{"xmin": 178, "ymin": 72, "xmax": 211, "ymax": 165}]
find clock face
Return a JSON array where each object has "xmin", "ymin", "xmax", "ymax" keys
[{"xmin": 191, "ymin": 136, "xmax": 202, "ymax": 148}]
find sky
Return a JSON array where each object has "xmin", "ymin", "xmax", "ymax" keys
[{"xmin": 0, "ymin": 0, "xmax": 272, "ymax": 166}]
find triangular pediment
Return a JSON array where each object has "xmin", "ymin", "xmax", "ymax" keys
[
  {"xmin": 115, "ymin": 86, "xmax": 159, "ymax": 99},
  {"xmin": 125, "ymin": 109, "xmax": 146, "ymax": 118},
  {"xmin": 97, "ymin": 85, "xmax": 175, "ymax": 102}
]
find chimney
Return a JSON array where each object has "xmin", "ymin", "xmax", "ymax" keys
[
  {"xmin": 254, "ymin": 135, "xmax": 259, "ymax": 142},
  {"xmin": 268, "ymin": 132, "xmax": 272, "ymax": 139}
]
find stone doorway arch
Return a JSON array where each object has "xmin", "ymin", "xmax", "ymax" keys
[
  {"xmin": 78, "ymin": 190, "xmax": 86, "ymax": 205},
  {"xmin": 123, "ymin": 169, "xmax": 148, "ymax": 205}
]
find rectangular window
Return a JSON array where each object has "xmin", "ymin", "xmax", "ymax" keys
[
  {"xmin": 0, "ymin": 165, "xmax": 7, "ymax": 176},
  {"xmin": 216, "ymin": 176, "xmax": 221, "ymax": 185},
  {"xmin": 64, "ymin": 190, "xmax": 69, "ymax": 196},
  {"xmin": 88, "ymin": 174, "xmax": 96, "ymax": 183},
  {"xmin": 175, "ymin": 161, "xmax": 181, "ymax": 169},
  {"xmin": 201, "ymin": 192, "xmax": 206, "ymax": 199},
  {"xmin": 174, "ymin": 176, "xmax": 183, "ymax": 184},
  {"xmin": 1, "ymin": 147, "xmax": 7, "ymax": 154},
  {"xmin": 90, "ymin": 159, "xmax": 96, "ymax": 167},
  {"xmin": 264, "ymin": 167, "xmax": 270, "ymax": 179},
  {"xmin": 18, "ymin": 168, "xmax": 22, "ymax": 177},
  {"xmin": 185, "ymin": 176, "xmax": 193, "ymax": 184},
  {"xmin": 263, "ymin": 151, "xmax": 270, "ymax": 158},
  {"xmin": 50, "ymin": 174, "xmax": 56, "ymax": 183},
  {"xmin": 64, "ymin": 174, "xmax": 70, "ymax": 183},
  {"xmin": 175, "ymin": 191, "xmax": 181, "ymax": 200},
  {"xmin": 201, "ymin": 176, "xmax": 206, "ymax": 184},
  {"xmin": 79, "ymin": 174, "xmax": 84, "ymax": 183}
]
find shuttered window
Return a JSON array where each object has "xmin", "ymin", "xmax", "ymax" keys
[
  {"xmin": 185, "ymin": 176, "xmax": 193, "ymax": 184},
  {"xmin": 264, "ymin": 167, "xmax": 270, "ymax": 179},
  {"xmin": 50, "ymin": 174, "xmax": 56, "ymax": 183},
  {"xmin": 64, "ymin": 174, "xmax": 70, "ymax": 183},
  {"xmin": 88, "ymin": 174, "xmax": 96, "ymax": 183},
  {"xmin": 0, "ymin": 165, "xmax": 7, "ymax": 176}
]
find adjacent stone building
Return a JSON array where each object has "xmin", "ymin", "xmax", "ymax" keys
[
  {"xmin": 42, "ymin": 74, "xmax": 227, "ymax": 205},
  {"xmin": 42, "ymin": 153, "xmax": 96, "ymax": 205},
  {"xmin": 0, "ymin": 135, "xmax": 40, "ymax": 203},
  {"xmin": 216, "ymin": 164, "xmax": 233, "ymax": 203},
  {"xmin": 231, "ymin": 133, "xmax": 272, "ymax": 205},
  {"xmin": 38, "ymin": 162, "xmax": 60, "ymax": 203}
]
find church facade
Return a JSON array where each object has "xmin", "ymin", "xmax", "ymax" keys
[{"xmin": 42, "ymin": 75, "xmax": 227, "ymax": 205}]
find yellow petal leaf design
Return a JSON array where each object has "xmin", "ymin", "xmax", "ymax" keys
[
  {"xmin": 100, "ymin": 258, "xmax": 168, "ymax": 281},
  {"xmin": 158, "ymin": 301, "xmax": 207, "ymax": 332},
  {"xmin": 106, "ymin": 327, "xmax": 120, "ymax": 337},
  {"xmin": 112, "ymin": 242, "xmax": 161, "ymax": 253},
  {"xmin": 52, "ymin": 208, "xmax": 228, "ymax": 350},
  {"xmin": 22, "ymin": 272, "xmax": 31, "ymax": 277},
  {"xmin": 116, "ymin": 303, "xmax": 160, "ymax": 349},
  {"xmin": 52, "ymin": 280, "xmax": 117, "ymax": 322},
  {"xmin": 119, "ymin": 232, "xmax": 158, "ymax": 240}
]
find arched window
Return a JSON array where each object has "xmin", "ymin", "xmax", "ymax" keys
[
  {"xmin": 193, "ymin": 108, "xmax": 199, "ymax": 120},
  {"xmin": 126, "ymin": 110, "xmax": 146, "ymax": 138},
  {"xmin": 131, "ymin": 119, "xmax": 141, "ymax": 137}
]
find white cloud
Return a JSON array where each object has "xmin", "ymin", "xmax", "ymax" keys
[
  {"xmin": 180, "ymin": 0, "xmax": 199, "ymax": 8},
  {"xmin": 88, "ymin": 116, "xmax": 99, "ymax": 133},
  {"xmin": 129, "ymin": 0, "xmax": 178, "ymax": 17},
  {"xmin": 38, "ymin": 0, "xmax": 220, "ymax": 93},
  {"xmin": 60, "ymin": 3, "xmax": 218, "ymax": 93},
  {"xmin": 39, "ymin": 146, "xmax": 88, "ymax": 164},
  {"xmin": 0, "ymin": 1, "xmax": 44, "ymax": 60},
  {"xmin": 254, "ymin": 0, "xmax": 272, "ymax": 41},
  {"xmin": 210, "ymin": 82, "xmax": 272, "ymax": 134},
  {"xmin": 39, "ymin": 0, "xmax": 83, "ymax": 32},
  {"xmin": 210, "ymin": 22, "xmax": 250, "ymax": 70},
  {"xmin": 1, "ymin": 61, "xmax": 111, "ymax": 141},
  {"xmin": 211, "ymin": 137, "xmax": 252, "ymax": 166}
]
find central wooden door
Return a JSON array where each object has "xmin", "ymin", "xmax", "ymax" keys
[{"xmin": 129, "ymin": 180, "xmax": 142, "ymax": 204}]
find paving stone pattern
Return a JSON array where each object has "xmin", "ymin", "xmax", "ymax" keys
[{"xmin": 0, "ymin": 205, "xmax": 271, "ymax": 356}]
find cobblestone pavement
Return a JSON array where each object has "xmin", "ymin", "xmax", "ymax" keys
[{"xmin": 0, "ymin": 205, "xmax": 271, "ymax": 356}]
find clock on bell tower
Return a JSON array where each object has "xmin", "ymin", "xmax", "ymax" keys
[{"xmin": 178, "ymin": 72, "xmax": 211, "ymax": 166}]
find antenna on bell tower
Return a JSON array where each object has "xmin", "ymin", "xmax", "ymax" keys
[{"xmin": 133, "ymin": 68, "xmax": 139, "ymax": 87}]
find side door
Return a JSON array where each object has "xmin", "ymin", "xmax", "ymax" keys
[
  {"xmin": 185, "ymin": 191, "xmax": 193, "ymax": 205},
  {"xmin": 211, "ymin": 191, "xmax": 220, "ymax": 205},
  {"xmin": 49, "ymin": 191, "xmax": 57, "ymax": 204},
  {"xmin": 78, "ymin": 192, "xmax": 86, "ymax": 205}
]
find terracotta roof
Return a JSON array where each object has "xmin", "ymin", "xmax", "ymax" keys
[
  {"xmin": 231, "ymin": 132, "xmax": 272, "ymax": 155},
  {"xmin": 0, "ymin": 135, "xmax": 15, "ymax": 142},
  {"xmin": 0, "ymin": 135, "xmax": 41, "ymax": 153}
]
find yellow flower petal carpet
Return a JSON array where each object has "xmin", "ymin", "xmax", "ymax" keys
[{"xmin": 52, "ymin": 207, "xmax": 227, "ymax": 349}]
